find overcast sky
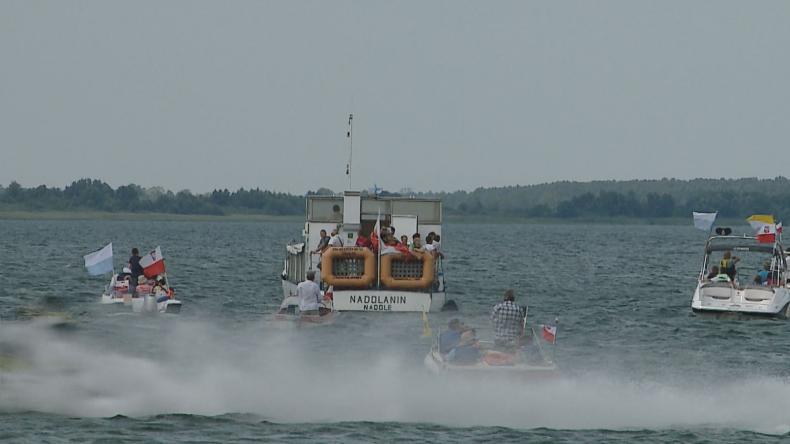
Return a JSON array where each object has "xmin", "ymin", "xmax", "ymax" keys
[{"xmin": 2, "ymin": 1, "xmax": 789, "ymax": 194}]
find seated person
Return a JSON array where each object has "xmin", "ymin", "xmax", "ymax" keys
[
  {"xmin": 706, "ymin": 266, "xmax": 720, "ymax": 280},
  {"xmin": 755, "ymin": 260, "xmax": 772, "ymax": 286},
  {"xmin": 438, "ymin": 319, "xmax": 466, "ymax": 354},
  {"xmin": 135, "ymin": 275, "xmax": 153, "ymax": 296},
  {"xmin": 447, "ymin": 330, "xmax": 481, "ymax": 364}
]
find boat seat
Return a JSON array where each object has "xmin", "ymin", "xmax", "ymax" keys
[
  {"xmin": 744, "ymin": 288, "xmax": 773, "ymax": 301},
  {"xmin": 700, "ymin": 285, "xmax": 732, "ymax": 300}
]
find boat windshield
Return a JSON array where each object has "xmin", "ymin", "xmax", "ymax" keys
[{"xmin": 703, "ymin": 236, "xmax": 785, "ymax": 286}]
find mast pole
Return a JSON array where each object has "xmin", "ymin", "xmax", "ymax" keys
[{"xmin": 346, "ymin": 113, "xmax": 353, "ymax": 191}]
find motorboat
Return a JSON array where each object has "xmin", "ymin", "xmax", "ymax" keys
[
  {"xmin": 423, "ymin": 327, "xmax": 558, "ymax": 379},
  {"xmin": 274, "ymin": 294, "xmax": 339, "ymax": 327},
  {"xmin": 691, "ymin": 233, "xmax": 790, "ymax": 317},
  {"xmin": 100, "ymin": 273, "xmax": 181, "ymax": 314}
]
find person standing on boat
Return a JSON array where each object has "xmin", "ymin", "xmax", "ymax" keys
[
  {"xmin": 128, "ymin": 248, "xmax": 144, "ymax": 294},
  {"xmin": 297, "ymin": 270, "xmax": 322, "ymax": 315},
  {"xmin": 312, "ymin": 229, "xmax": 330, "ymax": 270},
  {"xmin": 719, "ymin": 251, "xmax": 740, "ymax": 282},
  {"xmin": 312, "ymin": 230, "xmax": 330, "ymax": 255},
  {"xmin": 491, "ymin": 289, "xmax": 525, "ymax": 348},
  {"xmin": 328, "ymin": 228, "xmax": 344, "ymax": 247}
]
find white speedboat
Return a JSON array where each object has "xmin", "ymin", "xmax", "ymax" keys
[
  {"xmin": 423, "ymin": 328, "xmax": 558, "ymax": 379},
  {"xmin": 691, "ymin": 234, "xmax": 790, "ymax": 317},
  {"xmin": 281, "ymin": 192, "xmax": 455, "ymax": 312},
  {"xmin": 101, "ymin": 274, "xmax": 182, "ymax": 314}
]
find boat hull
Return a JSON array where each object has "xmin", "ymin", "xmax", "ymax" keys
[
  {"xmin": 283, "ymin": 280, "xmax": 447, "ymax": 312},
  {"xmin": 423, "ymin": 349, "xmax": 558, "ymax": 380},
  {"xmin": 691, "ymin": 282, "xmax": 790, "ymax": 318}
]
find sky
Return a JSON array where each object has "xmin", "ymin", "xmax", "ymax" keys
[{"xmin": 1, "ymin": 1, "xmax": 790, "ymax": 194}]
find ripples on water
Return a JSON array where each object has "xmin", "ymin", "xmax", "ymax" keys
[{"xmin": 1, "ymin": 219, "xmax": 790, "ymax": 442}]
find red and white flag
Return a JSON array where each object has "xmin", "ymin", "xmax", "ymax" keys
[
  {"xmin": 542, "ymin": 324, "xmax": 557, "ymax": 344},
  {"xmin": 140, "ymin": 246, "xmax": 166, "ymax": 278},
  {"xmin": 756, "ymin": 224, "xmax": 777, "ymax": 244}
]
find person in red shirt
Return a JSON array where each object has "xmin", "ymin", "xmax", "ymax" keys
[{"xmin": 355, "ymin": 229, "xmax": 372, "ymax": 249}]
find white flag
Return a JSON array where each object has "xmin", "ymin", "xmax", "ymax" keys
[
  {"xmin": 692, "ymin": 212, "xmax": 717, "ymax": 232},
  {"xmin": 84, "ymin": 243, "xmax": 113, "ymax": 276}
]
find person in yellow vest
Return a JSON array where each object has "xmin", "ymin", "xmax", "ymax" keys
[{"xmin": 719, "ymin": 250, "xmax": 740, "ymax": 282}]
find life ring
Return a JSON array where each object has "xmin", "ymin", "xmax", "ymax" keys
[
  {"xmin": 321, "ymin": 247, "xmax": 376, "ymax": 288},
  {"xmin": 380, "ymin": 251, "xmax": 435, "ymax": 290}
]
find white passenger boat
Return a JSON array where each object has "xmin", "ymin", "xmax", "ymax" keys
[
  {"xmin": 423, "ymin": 327, "xmax": 558, "ymax": 379},
  {"xmin": 281, "ymin": 192, "xmax": 454, "ymax": 313},
  {"xmin": 691, "ymin": 233, "xmax": 790, "ymax": 317}
]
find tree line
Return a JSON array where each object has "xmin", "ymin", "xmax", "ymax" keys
[
  {"xmin": 0, "ymin": 179, "xmax": 303, "ymax": 215},
  {"xmin": 1, "ymin": 177, "xmax": 789, "ymax": 218}
]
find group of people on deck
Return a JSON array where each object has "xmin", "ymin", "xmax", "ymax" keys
[
  {"xmin": 115, "ymin": 247, "xmax": 173, "ymax": 301},
  {"xmin": 312, "ymin": 226, "xmax": 444, "ymax": 258},
  {"xmin": 438, "ymin": 289, "xmax": 528, "ymax": 364},
  {"xmin": 705, "ymin": 250, "xmax": 782, "ymax": 287}
]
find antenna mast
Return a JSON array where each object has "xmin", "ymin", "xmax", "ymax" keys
[{"xmin": 346, "ymin": 113, "xmax": 353, "ymax": 190}]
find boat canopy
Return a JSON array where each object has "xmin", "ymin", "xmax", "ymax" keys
[{"xmin": 705, "ymin": 243, "xmax": 778, "ymax": 254}]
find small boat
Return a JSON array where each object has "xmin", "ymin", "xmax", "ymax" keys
[
  {"xmin": 691, "ymin": 232, "xmax": 790, "ymax": 317},
  {"xmin": 423, "ymin": 327, "xmax": 558, "ymax": 379},
  {"xmin": 274, "ymin": 294, "xmax": 338, "ymax": 327}
]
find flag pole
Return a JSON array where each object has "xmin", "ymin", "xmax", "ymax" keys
[
  {"xmin": 346, "ymin": 113, "xmax": 353, "ymax": 191},
  {"xmin": 376, "ymin": 209, "xmax": 381, "ymax": 289}
]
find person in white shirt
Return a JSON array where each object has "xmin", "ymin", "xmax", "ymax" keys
[
  {"xmin": 297, "ymin": 270, "xmax": 322, "ymax": 315},
  {"xmin": 328, "ymin": 229, "xmax": 344, "ymax": 247}
]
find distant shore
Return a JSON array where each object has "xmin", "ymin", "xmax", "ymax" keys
[
  {"xmin": 0, "ymin": 210, "xmax": 304, "ymax": 222},
  {"xmin": 0, "ymin": 209, "xmax": 750, "ymax": 226}
]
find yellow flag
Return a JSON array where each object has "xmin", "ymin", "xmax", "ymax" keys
[
  {"xmin": 421, "ymin": 311, "xmax": 432, "ymax": 338},
  {"xmin": 747, "ymin": 214, "xmax": 774, "ymax": 224}
]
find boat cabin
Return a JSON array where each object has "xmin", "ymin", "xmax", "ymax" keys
[{"xmin": 282, "ymin": 192, "xmax": 443, "ymax": 287}]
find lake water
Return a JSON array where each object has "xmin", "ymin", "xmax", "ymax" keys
[{"xmin": 1, "ymin": 219, "xmax": 790, "ymax": 443}]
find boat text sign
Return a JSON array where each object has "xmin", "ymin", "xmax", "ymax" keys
[{"xmin": 333, "ymin": 291, "xmax": 431, "ymax": 312}]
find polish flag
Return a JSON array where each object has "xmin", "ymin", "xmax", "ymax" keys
[
  {"xmin": 756, "ymin": 225, "xmax": 777, "ymax": 244},
  {"xmin": 140, "ymin": 246, "xmax": 166, "ymax": 278},
  {"xmin": 542, "ymin": 324, "xmax": 557, "ymax": 344}
]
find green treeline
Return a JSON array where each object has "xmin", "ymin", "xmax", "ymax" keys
[
  {"xmin": 1, "ymin": 177, "xmax": 789, "ymax": 218},
  {"xmin": 433, "ymin": 177, "xmax": 790, "ymax": 218},
  {"xmin": 0, "ymin": 179, "xmax": 303, "ymax": 215}
]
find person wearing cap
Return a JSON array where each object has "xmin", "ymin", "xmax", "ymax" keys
[
  {"xmin": 491, "ymin": 289, "xmax": 526, "ymax": 347},
  {"xmin": 447, "ymin": 330, "xmax": 481, "ymax": 364},
  {"xmin": 328, "ymin": 228, "xmax": 344, "ymax": 247},
  {"xmin": 439, "ymin": 318, "xmax": 466, "ymax": 354}
]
